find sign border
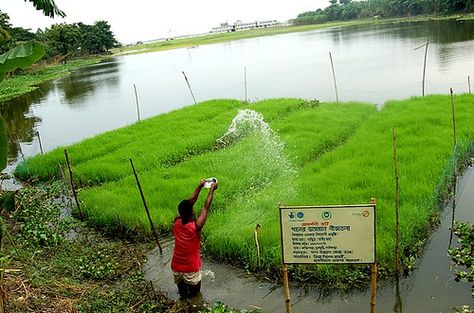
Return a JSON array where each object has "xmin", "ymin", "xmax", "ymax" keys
[{"xmin": 279, "ymin": 203, "xmax": 376, "ymax": 265}]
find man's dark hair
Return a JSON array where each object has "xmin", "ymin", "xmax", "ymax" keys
[{"xmin": 178, "ymin": 199, "xmax": 193, "ymax": 224}]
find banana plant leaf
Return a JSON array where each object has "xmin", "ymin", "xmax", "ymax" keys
[
  {"xmin": 26, "ymin": 0, "xmax": 66, "ymax": 18},
  {"xmin": 0, "ymin": 41, "xmax": 45, "ymax": 83}
]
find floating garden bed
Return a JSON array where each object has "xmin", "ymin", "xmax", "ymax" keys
[{"xmin": 15, "ymin": 94, "xmax": 474, "ymax": 286}]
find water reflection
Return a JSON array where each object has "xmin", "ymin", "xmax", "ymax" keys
[
  {"xmin": 0, "ymin": 86, "xmax": 47, "ymax": 159},
  {"xmin": 0, "ymin": 58, "xmax": 121, "ymax": 159},
  {"xmin": 329, "ymin": 19, "xmax": 474, "ymax": 66},
  {"xmin": 57, "ymin": 59, "xmax": 121, "ymax": 107}
]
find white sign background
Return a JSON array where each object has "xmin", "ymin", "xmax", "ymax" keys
[{"xmin": 280, "ymin": 205, "xmax": 376, "ymax": 264}]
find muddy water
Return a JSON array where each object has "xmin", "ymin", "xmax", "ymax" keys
[{"xmin": 144, "ymin": 165, "xmax": 474, "ymax": 312}]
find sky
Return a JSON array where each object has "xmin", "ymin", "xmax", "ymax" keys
[{"xmin": 2, "ymin": 0, "xmax": 328, "ymax": 44}]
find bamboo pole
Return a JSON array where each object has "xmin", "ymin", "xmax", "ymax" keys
[
  {"xmin": 64, "ymin": 149, "xmax": 83, "ymax": 219},
  {"xmin": 36, "ymin": 131, "xmax": 44, "ymax": 155},
  {"xmin": 392, "ymin": 125, "xmax": 400, "ymax": 276},
  {"xmin": 254, "ymin": 223, "xmax": 261, "ymax": 267},
  {"xmin": 450, "ymin": 88, "xmax": 457, "ymax": 147},
  {"xmin": 468, "ymin": 75, "xmax": 471, "ymax": 94},
  {"xmin": 244, "ymin": 66, "xmax": 248, "ymax": 102},
  {"xmin": 329, "ymin": 52, "xmax": 339, "ymax": 102},
  {"xmin": 133, "ymin": 83, "xmax": 141, "ymax": 122},
  {"xmin": 282, "ymin": 263, "xmax": 292, "ymax": 313},
  {"xmin": 130, "ymin": 158, "xmax": 163, "ymax": 255},
  {"xmin": 422, "ymin": 39, "xmax": 429, "ymax": 97},
  {"xmin": 448, "ymin": 88, "xmax": 457, "ymax": 248},
  {"xmin": 370, "ymin": 197, "xmax": 377, "ymax": 313},
  {"xmin": 182, "ymin": 71, "xmax": 197, "ymax": 105}
]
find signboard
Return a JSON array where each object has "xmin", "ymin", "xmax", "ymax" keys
[{"xmin": 280, "ymin": 204, "xmax": 376, "ymax": 264}]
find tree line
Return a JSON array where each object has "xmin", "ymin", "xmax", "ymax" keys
[
  {"xmin": 292, "ymin": 0, "xmax": 474, "ymax": 24},
  {"xmin": 0, "ymin": 10, "xmax": 119, "ymax": 58}
]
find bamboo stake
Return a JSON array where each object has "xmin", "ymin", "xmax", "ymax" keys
[
  {"xmin": 422, "ymin": 39, "xmax": 429, "ymax": 96},
  {"xmin": 130, "ymin": 158, "xmax": 163, "ymax": 255},
  {"xmin": 254, "ymin": 223, "xmax": 261, "ymax": 267},
  {"xmin": 64, "ymin": 149, "xmax": 83, "ymax": 219},
  {"xmin": 133, "ymin": 83, "xmax": 141, "ymax": 122},
  {"xmin": 448, "ymin": 88, "xmax": 457, "ymax": 248},
  {"xmin": 468, "ymin": 75, "xmax": 471, "ymax": 94},
  {"xmin": 329, "ymin": 52, "xmax": 339, "ymax": 102},
  {"xmin": 370, "ymin": 197, "xmax": 377, "ymax": 313},
  {"xmin": 450, "ymin": 88, "xmax": 457, "ymax": 147},
  {"xmin": 392, "ymin": 125, "xmax": 400, "ymax": 276},
  {"xmin": 282, "ymin": 263, "xmax": 292, "ymax": 313},
  {"xmin": 182, "ymin": 71, "xmax": 197, "ymax": 105},
  {"xmin": 36, "ymin": 131, "xmax": 44, "ymax": 155},
  {"xmin": 244, "ymin": 66, "xmax": 248, "ymax": 102}
]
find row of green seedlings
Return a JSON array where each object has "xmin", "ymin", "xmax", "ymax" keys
[
  {"xmin": 15, "ymin": 98, "xmax": 312, "ymax": 185},
  {"xmin": 204, "ymin": 94, "xmax": 474, "ymax": 286},
  {"xmin": 75, "ymin": 101, "xmax": 375, "ymax": 238}
]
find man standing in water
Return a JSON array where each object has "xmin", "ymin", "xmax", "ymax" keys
[{"xmin": 171, "ymin": 179, "xmax": 218, "ymax": 298}]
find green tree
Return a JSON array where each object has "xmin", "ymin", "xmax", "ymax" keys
[
  {"xmin": 78, "ymin": 21, "xmax": 119, "ymax": 55},
  {"xmin": 45, "ymin": 23, "xmax": 80, "ymax": 56}
]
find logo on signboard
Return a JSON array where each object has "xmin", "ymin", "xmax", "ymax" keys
[
  {"xmin": 288, "ymin": 212, "xmax": 295, "ymax": 219},
  {"xmin": 321, "ymin": 211, "xmax": 332, "ymax": 220},
  {"xmin": 297, "ymin": 211, "xmax": 304, "ymax": 219},
  {"xmin": 362, "ymin": 210, "xmax": 370, "ymax": 217}
]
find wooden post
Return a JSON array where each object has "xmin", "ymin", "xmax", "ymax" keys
[
  {"xmin": 282, "ymin": 263, "xmax": 292, "ymax": 313},
  {"xmin": 254, "ymin": 224, "xmax": 261, "ymax": 267},
  {"xmin": 370, "ymin": 263, "xmax": 378, "ymax": 313},
  {"xmin": 450, "ymin": 88, "xmax": 457, "ymax": 147},
  {"xmin": 422, "ymin": 39, "xmax": 429, "ymax": 97},
  {"xmin": 449, "ymin": 88, "xmax": 458, "ymax": 248},
  {"xmin": 36, "ymin": 131, "xmax": 44, "ymax": 155},
  {"xmin": 392, "ymin": 126, "xmax": 400, "ymax": 275},
  {"xmin": 329, "ymin": 52, "xmax": 339, "ymax": 102},
  {"xmin": 468, "ymin": 75, "xmax": 471, "ymax": 94},
  {"xmin": 244, "ymin": 66, "xmax": 248, "ymax": 102},
  {"xmin": 370, "ymin": 197, "xmax": 377, "ymax": 313},
  {"xmin": 133, "ymin": 83, "xmax": 141, "ymax": 122},
  {"xmin": 130, "ymin": 158, "xmax": 163, "ymax": 255},
  {"xmin": 64, "ymin": 149, "xmax": 83, "ymax": 219},
  {"xmin": 182, "ymin": 71, "xmax": 197, "ymax": 105}
]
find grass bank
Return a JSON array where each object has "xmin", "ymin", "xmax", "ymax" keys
[
  {"xmin": 113, "ymin": 14, "xmax": 474, "ymax": 56},
  {"xmin": 15, "ymin": 94, "xmax": 474, "ymax": 287},
  {"xmin": 0, "ymin": 57, "xmax": 103, "ymax": 103}
]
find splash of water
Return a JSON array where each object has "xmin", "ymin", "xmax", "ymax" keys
[
  {"xmin": 217, "ymin": 109, "xmax": 274, "ymax": 147},
  {"xmin": 217, "ymin": 109, "xmax": 298, "ymax": 196}
]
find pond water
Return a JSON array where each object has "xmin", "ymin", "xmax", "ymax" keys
[{"xmin": 1, "ymin": 19, "xmax": 473, "ymax": 160}]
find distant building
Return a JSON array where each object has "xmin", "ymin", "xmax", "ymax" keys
[{"xmin": 210, "ymin": 20, "xmax": 279, "ymax": 33}]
